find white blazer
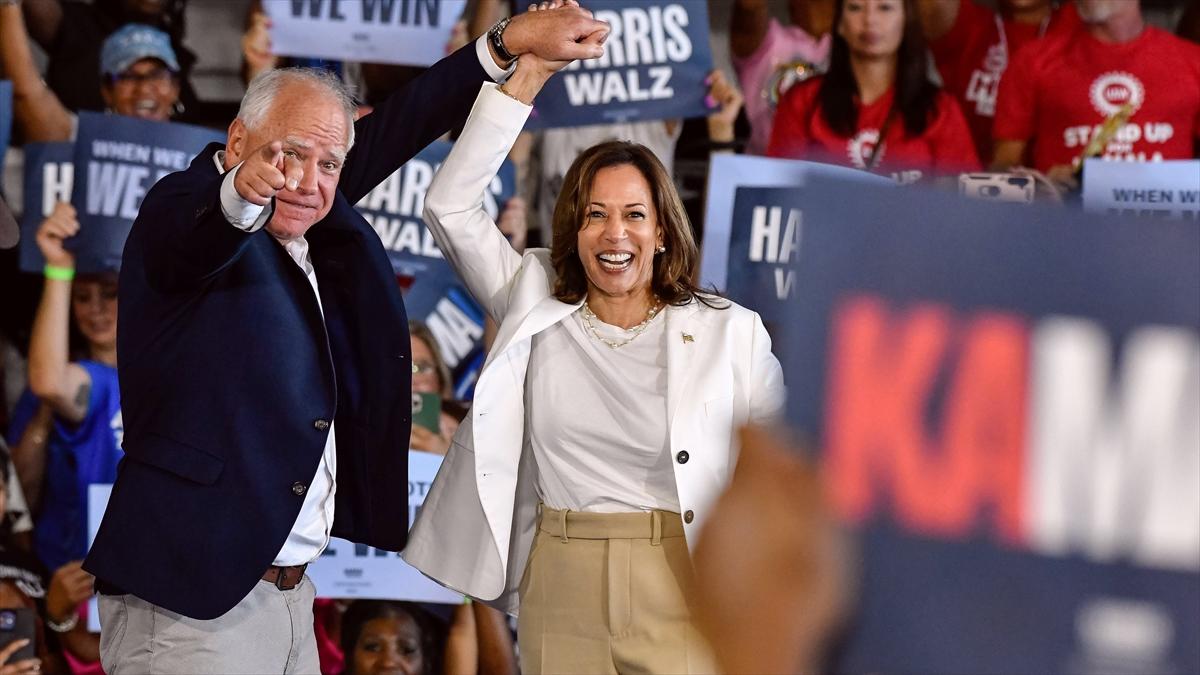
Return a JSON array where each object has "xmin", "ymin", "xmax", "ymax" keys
[{"xmin": 402, "ymin": 84, "xmax": 786, "ymax": 614}]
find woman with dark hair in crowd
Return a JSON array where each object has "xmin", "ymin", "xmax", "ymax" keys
[
  {"xmin": 403, "ymin": 10, "xmax": 786, "ymax": 670},
  {"xmin": 340, "ymin": 601, "xmax": 443, "ymax": 675},
  {"xmin": 3, "ymin": 205, "xmax": 119, "ymax": 673},
  {"xmin": 767, "ymin": 0, "xmax": 979, "ymax": 182}
]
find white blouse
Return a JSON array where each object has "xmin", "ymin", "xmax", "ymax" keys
[{"xmin": 525, "ymin": 306, "xmax": 680, "ymax": 513}]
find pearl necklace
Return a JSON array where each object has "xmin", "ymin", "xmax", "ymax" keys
[{"xmin": 580, "ymin": 299, "xmax": 662, "ymax": 349}]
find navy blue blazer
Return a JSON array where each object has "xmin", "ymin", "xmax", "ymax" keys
[{"xmin": 84, "ymin": 44, "xmax": 490, "ymax": 620}]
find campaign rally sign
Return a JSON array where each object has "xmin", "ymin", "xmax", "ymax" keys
[
  {"xmin": 86, "ymin": 451, "xmax": 460, "ymax": 630},
  {"xmin": 69, "ymin": 112, "xmax": 222, "ymax": 273},
  {"xmin": 1082, "ymin": 158, "xmax": 1200, "ymax": 220},
  {"xmin": 0, "ymin": 81, "xmax": 12, "ymax": 185},
  {"xmin": 782, "ymin": 176, "xmax": 1199, "ymax": 674},
  {"xmin": 307, "ymin": 451, "xmax": 462, "ymax": 603},
  {"xmin": 356, "ymin": 139, "xmax": 510, "ymax": 398},
  {"xmin": 86, "ymin": 484, "xmax": 112, "ymax": 632},
  {"xmin": 526, "ymin": 1, "xmax": 713, "ymax": 129},
  {"xmin": 18, "ymin": 142, "xmax": 75, "ymax": 272},
  {"xmin": 265, "ymin": 0, "xmax": 467, "ymax": 67}
]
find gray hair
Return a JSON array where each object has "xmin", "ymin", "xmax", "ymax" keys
[{"xmin": 237, "ymin": 67, "xmax": 358, "ymax": 152}]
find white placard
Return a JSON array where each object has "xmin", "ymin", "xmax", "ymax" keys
[
  {"xmin": 1082, "ymin": 159, "xmax": 1200, "ymax": 221},
  {"xmin": 86, "ymin": 484, "xmax": 112, "ymax": 632},
  {"xmin": 84, "ymin": 450, "xmax": 459, "ymax": 632},
  {"xmin": 306, "ymin": 450, "xmax": 461, "ymax": 603},
  {"xmin": 264, "ymin": 0, "xmax": 468, "ymax": 67}
]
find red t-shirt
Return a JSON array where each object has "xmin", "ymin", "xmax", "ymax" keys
[
  {"xmin": 767, "ymin": 77, "xmax": 981, "ymax": 183},
  {"xmin": 928, "ymin": 0, "xmax": 1080, "ymax": 163},
  {"xmin": 995, "ymin": 25, "xmax": 1200, "ymax": 172}
]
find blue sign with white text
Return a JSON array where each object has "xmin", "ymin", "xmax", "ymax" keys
[
  {"xmin": 526, "ymin": 1, "xmax": 713, "ymax": 129},
  {"xmin": 356, "ymin": 139, "xmax": 513, "ymax": 398},
  {"xmin": 19, "ymin": 142, "xmax": 75, "ymax": 272},
  {"xmin": 69, "ymin": 112, "xmax": 222, "ymax": 273},
  {"xmin": 781, "ymin": 177, "xmax": 1200, "ymax": 674}
]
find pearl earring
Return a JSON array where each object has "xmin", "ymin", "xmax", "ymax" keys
[{"xmin": 656, "ymin": 245, "xmax": 666, "ymax": 254}]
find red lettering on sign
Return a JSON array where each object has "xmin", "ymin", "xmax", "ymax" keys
[{"xmin": 824, "ymin": 296, "xmax": 1029, "ymax": 544}]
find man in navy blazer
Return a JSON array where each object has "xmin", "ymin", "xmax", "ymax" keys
[{"xmin": 82, "ymin": 6, "xmax": 608, "ymax": 672}]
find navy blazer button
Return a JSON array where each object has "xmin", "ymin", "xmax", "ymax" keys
[
  {"xmin": 292, "ymin": 482, "xmax": 307, "ymax": 496},
  {"xmin": 314, "ymin": 419, "xmax": 330, "ymax": 431},
  {"xmin": 683, "ymin": 510, "xmax": 694, "ymax": 524},
  {"xmin": 676, "ymin": 450, "xmax": 689, "ymax": 464}
]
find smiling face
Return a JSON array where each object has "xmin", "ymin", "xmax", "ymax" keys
[
  {"xmin": 72, "ymin": 277, "xmax": 118, "ymax": 353},
  {"xmin": 225, "ymin": 81, "xmax": 348, "ymax": 240},
  {"xmin": 351, "ymin": 615, "xmax": 426, "ymax": 675},
  {"xmin": 102, "ymin": 57, "xmax": 180, "ymax": 121},
  {"xmin": 839, "ymin": 0, "xmax": 905, "ymax": 59},
  {"xmin": 576, "ymin": 164, "xmax": 663, "ymax": 305}
]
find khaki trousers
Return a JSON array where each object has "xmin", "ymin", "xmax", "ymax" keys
[
  {"xmin": 98, "ymin": 576, "xmax": 320, "ymax": 674},
  {"xmin": 518, "ymin": 506, "xmax": 719, "ymax": 674}
]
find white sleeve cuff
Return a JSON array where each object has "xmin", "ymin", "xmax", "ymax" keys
[
  {"xmin": 475, "ymin": 35, "xmax": 516, "ymax": 83},
  {"xmin": 220, "ymin": 163, "xmax": 272, "ymax": 232}
]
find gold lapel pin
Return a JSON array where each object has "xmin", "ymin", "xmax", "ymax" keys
[{"xmin": 682, "ymin": 333, "xmax": 694, "ymax": 343}]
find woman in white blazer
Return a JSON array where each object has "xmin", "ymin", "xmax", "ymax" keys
[{"xmin": 403, "ymin": 49, "xmax": 785, "ymax": 675}]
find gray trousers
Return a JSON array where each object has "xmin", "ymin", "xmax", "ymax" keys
[{"xmin": 98, "ymin": 576, "xmax": 320, "ymax": 674}]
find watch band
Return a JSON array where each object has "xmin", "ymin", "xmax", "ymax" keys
[{"xmin": 488, "ymin": 17, "xmax": 516, "ymax": 64}]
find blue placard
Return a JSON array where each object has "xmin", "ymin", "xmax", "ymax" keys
[
  {"xmin": 701, "ymin": 155, "xmax": 888, "ymax": 293},
  {"xmin": 781, "ymin": 176, "xmax": 1200, "ymax": 674},
  {"xmin": 355, "ymin": 139, "xmax": 512, "ymax": 398},
  {"xmin": 0, "ymin": 81, "xmax": 11, "ymax": 188},
  {"xmin": 69, "ymin": 111, "xmax": 222, "ymax": 274},
  {"xmin": 19, "ymin": 142, "xmax": 75, "ymax": 272},
  {"xmin": 526, "ymin": 1, "xmax": 713, "ymax": 129}
]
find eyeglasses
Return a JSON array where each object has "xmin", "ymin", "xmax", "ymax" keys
[
  {"xmin": 412, "ymin": 361, "xmax": 438, "ymax": 375},
  {"xmin": 110, "ymin": 67, "xmax": 175, "ymax": 87}
]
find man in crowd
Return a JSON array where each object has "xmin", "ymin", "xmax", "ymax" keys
[
  {"xmin": 82, "ymin": 5, "xmax": 609, "ymax": 673},
  {"xmin": 917, "ymin": 0, "xmax": 1080, "ymax": 164},
  {"xmin": 992, "ymin": 0, "xmax": 1200, "ymax": 187}
]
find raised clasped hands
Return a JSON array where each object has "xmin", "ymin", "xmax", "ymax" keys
[{"xmin": 505, "ymin": 0, "xmax": 609, "ymax": 68}]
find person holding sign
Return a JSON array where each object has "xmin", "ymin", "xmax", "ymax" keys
[
  {"xmin": 80, "ymin": 5, "xmax": 610, "ymax": 673},
  {"xmin": 404, "ymin": 37, "xmax": 786, "ymax": 675},
  {"xmin": 767, "ymin": 0, "xmax": 980, "ymax": 183}
]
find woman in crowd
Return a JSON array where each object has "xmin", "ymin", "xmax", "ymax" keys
[
  {"xmin": 0, "ymin": 4, "xmax": 182, "ymax": 142},
  {"xmin": 4, "ymin": 205, "xmax": 118, "ymax": 674},
  {"xmin": 403, "ymin": 22, "xmax": 786, "ymax": 675},
  {"xmin": 340, "ymin": 601, "xmax": 444, "ymax": 675},
  {"xmin": 767, "ymin": 0, "xmax": 979, "ymax": 182},
  {"xmin": 408, "ymin": 322, "xmax": 462, "ymax": 457}
]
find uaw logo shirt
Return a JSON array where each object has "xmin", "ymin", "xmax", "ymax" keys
[
  {"xmin": 994, "ymin": 26, "xmax": 1200, "ymax": 173},
  {"xmin": 927, "ymin": 1, "xmax": 1080, "ymax": 162}
]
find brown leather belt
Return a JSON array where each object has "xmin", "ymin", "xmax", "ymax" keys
[{"xmin": 262, "ymin": 564, "xmax": 307, "ymax": 591}]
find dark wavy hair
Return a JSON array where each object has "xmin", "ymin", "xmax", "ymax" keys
[
  {"xmin": 819, "ymin": 0, "xmax": 940, "ymax": 137},
  {"xmin": 340, "ymin": 600, "xmax": 443, "ymax": 675},
  {"xmin": 550, "ymin": 141, "xmax": 726, "ymax": 309}
]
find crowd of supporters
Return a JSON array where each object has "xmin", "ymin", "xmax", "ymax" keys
[{"xmin": 0, "ymin": 0, "xmax": 1196, "ymax": 672}]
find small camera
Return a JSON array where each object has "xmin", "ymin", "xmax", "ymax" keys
[
  {"xmin": 0, "ymin": 610, "xmax": 15, "ymax": 631},
  {"xmin": 411, "ymin": 393, "xmax": 424, "ymax": 415},
  {"xmin": 959, "ymin": 173, "xmax": 1035, "ymax": 203}
]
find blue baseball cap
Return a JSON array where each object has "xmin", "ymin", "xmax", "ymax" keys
[{"xmin": 100, "ymin": 24, "xmax": 180, "ymax": 78}]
